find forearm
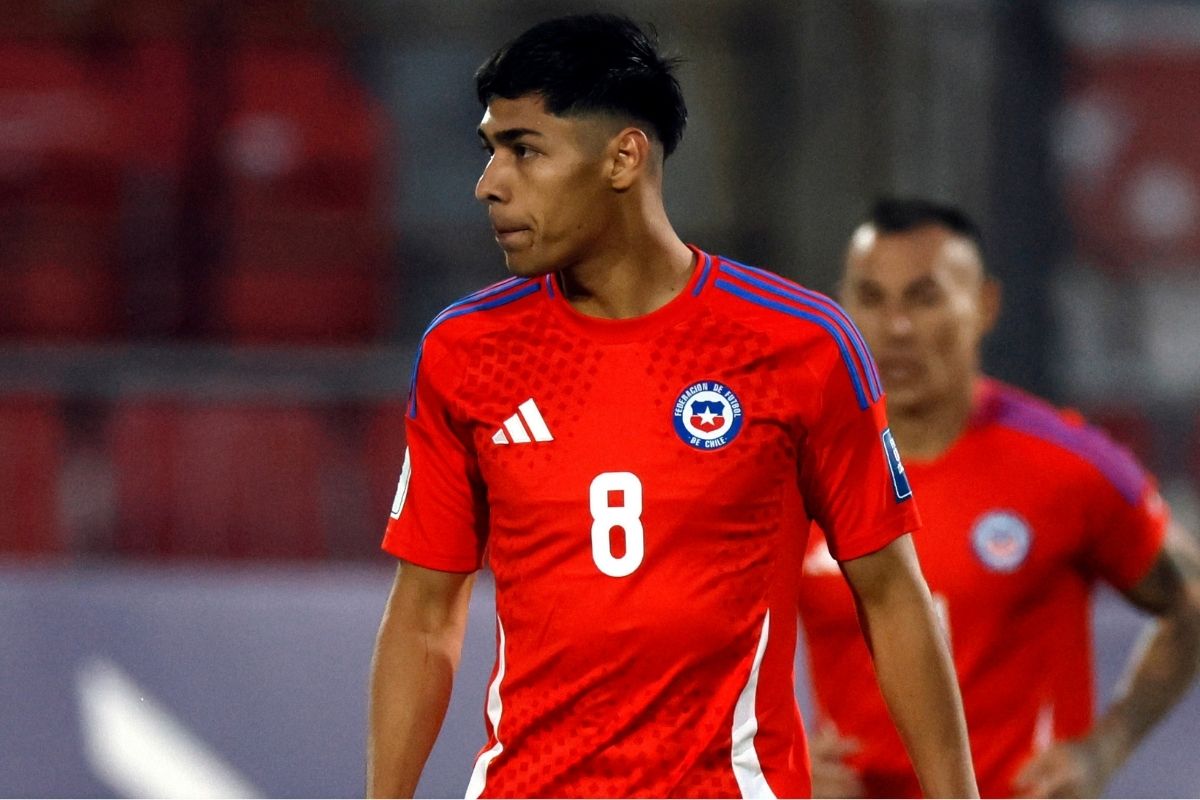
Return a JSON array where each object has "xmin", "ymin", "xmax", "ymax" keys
[
  {"xmin": 367, "ymin": 564, "xmax": 474, "ymax": 799},
  {"xmin": 842, "ymin": 537, "xmax": 977, "ymax": 798},
  {"xmin": 367, "ymin": 618, "xmax": 461, "ymax": 798},
  {"xmin": 1092, "ymin": 529, "xmax": 1200, "ymax": 777},
  {"xmin": 861, "ymin": 588, "xmax": 976, "ymax": 798},
  {"xmin": 1092, "ymin": 605, "xmax": 1200, "ymax": 770}
]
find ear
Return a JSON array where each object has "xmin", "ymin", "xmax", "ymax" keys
[
  {"xmin": 979, "ymin": 276, "xmax": 1002, "ymax": 336},
  {"xmin": 608, "ymin": 127, "xmax": 653, "ymax": 191}
]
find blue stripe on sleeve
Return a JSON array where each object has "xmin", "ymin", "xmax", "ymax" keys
[
  {"xmin": 719, "ymin": 260, "xmax": 883, "ymax": 403},
  {"xmin": 408, "ymin": 280, "xmax": 540, "ymax": 418},
  {"xmin": 714, "ymin": 277, "xmax": 870, "ymax": 410}
]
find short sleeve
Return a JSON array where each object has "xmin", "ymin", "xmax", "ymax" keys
[
  {"xmin": 381, "ymin": 338, "xmax": 488, "ymax": 572},
  {"xmin": 798, "ymin": 345, "xmax": 921, "ymax": 562},
  {"xmin": 1077, "ymin": 434, "xmax": 1169, "ymax": 591}
]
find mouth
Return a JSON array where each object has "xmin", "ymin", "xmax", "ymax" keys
[
  {"xmin": 491, "ymin": 223, "xmax": 531, "ymax": 250},
  {"xmin": 875, "ymin": 356, "xmax": 924, "ymax": 385}
]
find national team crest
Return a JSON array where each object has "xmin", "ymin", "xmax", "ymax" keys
[
  {"xmin": 673, "ymin": 381, "xmax": 744, "ymax": 450},
  {"xmin": 971, "ymin": 510, "xmax": 1033, "ymax": 573}
]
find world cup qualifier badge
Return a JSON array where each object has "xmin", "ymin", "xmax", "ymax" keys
[{"xmin": 673, "ymin": 381, "xmax": 744, "ymax": 450}]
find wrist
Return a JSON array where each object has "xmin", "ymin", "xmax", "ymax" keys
[{"xmin": 1085, "ymin": 713, "xmax": 1136, "ymax": 782}]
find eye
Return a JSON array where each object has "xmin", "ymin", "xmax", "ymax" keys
[
  {"xmin": 854, "ymin": 285, "xmax": 884, "ymax": 307},
  {"xmin": 513, "ymin": 143, "xmax": 534, "ymax": 158},
  {"xmin": 909, "ymin": 282, "xmax": 943, "ymax": 306},
  {"xmin": 480, "ymin": 142, "xmax": 495, "ymax": 157}
]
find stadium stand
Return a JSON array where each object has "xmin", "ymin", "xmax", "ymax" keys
[
  {"xmin": 211, "ymin": 39, "xmax": 391, "ymax": 343},
  {"xmin": 364, "ymin": 399, "xmax": 409, "ymax": 527},
  {"xmin": 0, "ymin": 395, "xmax": 64, "ymax": 555},
  {"xmin": 0, "ymin": 39, "xmax": 124, "ymax": 340},
  {"xmin": 109, "ymin": 401, "xmax": 330, "ymax": 559}
]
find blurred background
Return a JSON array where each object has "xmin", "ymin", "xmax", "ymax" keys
[{"xmin": 1, "ymin": 0, "xmax": 1198, "ymax": 796}]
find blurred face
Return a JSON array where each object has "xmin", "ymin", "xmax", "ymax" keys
[
  {"xmin": 475, "ymin": 95, "xmax": 618, "ymax": 276},
  {"xmin": 841, "ymin": 223, "xmax": 998, "ymax": 415}
]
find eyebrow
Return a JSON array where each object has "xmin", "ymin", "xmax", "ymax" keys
[
  {"xmin": 903, "ymin": 276, "xmax": 941, "ymax": 293},
  {"xmin": 477, "ymin": 127, "xmax": 545, "ymax": 146}
]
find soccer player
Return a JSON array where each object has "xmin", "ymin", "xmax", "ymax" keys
[
  {"xmin": 368, "ymin": 17, "xmax": 977, "ymax": 799},
  {"xmin": 799, "ymin": 198, "xmax": 1200, "ymax": 798}
]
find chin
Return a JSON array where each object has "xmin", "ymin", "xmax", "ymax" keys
[
  {"xmin": 501, "ymin": 250, "xmax": 557, "ymax": 279},
  {"xmin": 885, "ymin": 386, "xmax": 926, "ymax": 414}
]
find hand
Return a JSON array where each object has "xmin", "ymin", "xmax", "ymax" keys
[
  {"xmin": 1013, "ymin": 737, "xmax": 1112, "ymax": 799},
  {"xmin": 809, "ymin": 724, "xmax": 864, "ymax": 799}
]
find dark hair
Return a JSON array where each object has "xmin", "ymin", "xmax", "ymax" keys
[
  {"xmin": 865, "ymin": 197, "xmax": 984, "ymax": 252},
  {"xmin": 475, "ymin": 13, "xmax": 687, "ymax": 157}
]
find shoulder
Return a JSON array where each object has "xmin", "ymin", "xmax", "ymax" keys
[
  {"xmin": 707, "ymin": 255, "xmax": 848, "ymax": 339},
  {"xmin": 982, "ymin": 380, "xmax": 1150, "ymax": 504},
  {"xmin": 406, "ymin": 276, "xmax": 544, "ymax": 417},
  {"xmin": 706, "ymin": 255, "xmax": 882, "ymax": 411},
  {"xmin": 419, "ymin": 275, "xmax": 544, "ymax": 353}
]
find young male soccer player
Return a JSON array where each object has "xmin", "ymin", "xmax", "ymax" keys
[
  {"xmin": 799, "ymin": 198, "xmax": 1200, "ymax": 798},
  {"xmin": 368, "ymin": 18, "xmax": 977, "ymax": 799}
]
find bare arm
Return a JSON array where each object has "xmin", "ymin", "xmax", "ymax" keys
[
  {"xmin": 1015, "ymin": 523, "xmax": 1200, "ymax": 798},
  {"xmin": 367, "ymin": 561, "xmax": 475, "ymax": 798},
  {"xmin": 840, "ymin": 534, "xmax": 978, "ymax": 799}
]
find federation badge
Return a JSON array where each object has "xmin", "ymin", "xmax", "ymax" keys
[
  {"xmin": 971, "ymin": 510, "xmax": 1033, "ymax": 573},
  {"xmin": 673, "ymin": 381, "xmax": 744, "ymax": 450}
]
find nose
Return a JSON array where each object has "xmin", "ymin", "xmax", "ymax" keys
[
  {"xmin": 475, "ymin": 157, "xmax": 506, "ymax": 205},
  {"xmin": 883, "ymin": 306, "xmax": 915, "ymax": 338}
]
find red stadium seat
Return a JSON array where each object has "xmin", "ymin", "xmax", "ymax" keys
[
  {"xmin": 364, "ymin": 400, "xmax": 409, "ymax": 525},
  {"xmin": 109, "ymin": 401, "xmax": 330, "ymax": 559},
  {"xmin": 213, "ymin": 266, "xmax": 385, "ymax": 344},
  {"xmin": 0, "ymin": 257, "xmax": 120, "ymax": 341},
  {"xmin": 208, "ymin": 44, "xmax": 392, "ymax": 343},
  {"xmin": 0, "ymin": 212, "xmax": 120, "ymax": 340},
  {"xmin": 0, "ymin": 396, "xmax": 64, "ymax": 555},
  {"xmin": 0, "ymin": 41, "xmax": 125, "ymax": 342},
  {"xmin": 0, "ymin": 42, "xmax": 126, "ymax": 212}
]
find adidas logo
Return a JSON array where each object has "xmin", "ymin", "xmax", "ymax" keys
[{"xmin": 492, "ymin": 398, "xmax": 554, "ymax": 445}]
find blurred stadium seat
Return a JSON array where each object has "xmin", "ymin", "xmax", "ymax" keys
[
  {"xmin": 0, "ymin": 396, "xmax": 64, "ymax": 555},
  {"xmin": 213, "ymin": 44, "xmax": 391, "ymax": 343},
  {"xmin": 0, "ymin": 214, "xmax": 120, "ymax": 339},
  {"xmin": 110, "ymin": 401, "xmax": 330, "ymax": 559},
  {"xmin": 1062, "ymin": 47, "xmax": 1200, "ymax": 273},
  {"xmin": 0, "ymin": 39, "xmax": 125, "ymax": 341},
  {"xmin": 214, "ymin": 267, "xmax": 384, "ymax": 343},
  {"xmin": 364, "ymin": 400, "xmax": 409, "ymax": 524}
]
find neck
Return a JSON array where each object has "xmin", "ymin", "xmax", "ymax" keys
[
  {"xmin": 557, "ymin": 195, "xmax": 694, "ymax": 319},
  {"xmin": 888, "ymin": 379, "xmax": 977, "ymax": 461}
]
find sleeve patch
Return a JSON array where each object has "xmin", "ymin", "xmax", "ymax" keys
[
  {"xmin": 882, "ymin": 428, "xmax": 913, "ymax": 502},
  {"xmin": 389, "ymin": 447, "xmax": 412, "ymax": 519}
]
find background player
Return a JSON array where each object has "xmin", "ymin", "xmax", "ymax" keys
[
  {"xmin": 799, "ymin": 197, "xmax": 1200, "ymax": 798},
  {"xmin": 368, "ymin": 16, "xmax": 977, "ymax": 799}
]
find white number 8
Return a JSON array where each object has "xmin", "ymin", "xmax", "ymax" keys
[{"xmin": 589, "ymin": 472, "xmax": 644, "ymax": 577}]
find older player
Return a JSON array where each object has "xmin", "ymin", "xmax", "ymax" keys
[{"xmin": 799, "ymin": 197, "xmax": 1200, "ymax": 798}]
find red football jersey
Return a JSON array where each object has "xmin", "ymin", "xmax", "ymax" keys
[
  {"xmin": 797, "ymin": 378, "xmax": 1169, "ymax": 798},
  {"xmin": 383, "ymin": 247, "xmax": 921, "ymax": 798}
]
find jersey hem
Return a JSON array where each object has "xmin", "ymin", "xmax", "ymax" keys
[
  {"xmin": 826, "ymin": 509, "xmax": 920, "ymax": 562},
  {"xmin": 381, "ymin": 538, "xmax": 481, "ymax": 574}
]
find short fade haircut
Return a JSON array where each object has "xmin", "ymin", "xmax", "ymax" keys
[
  {"xmin": 475, "ymin": 13, "xmax": 688, "ymax": 157},
  {"xmin": 864, "ymin": 197, "xmax": 984, "ymax": 253}
]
